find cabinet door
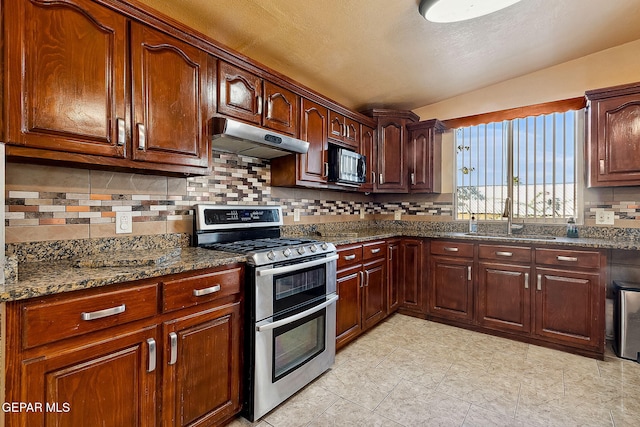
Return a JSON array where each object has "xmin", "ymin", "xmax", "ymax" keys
[
  {"xmin": 217, "ymin": 62, "xmax": 262, "ymax": 124},
  {"xmin": 162, "ymin": 302, "xmax": 242, "ymax": 427},
  {"xmin": 263, "ymin": 81, "xmax": 298, "ymax": 135},
  {"xmin": 5, "ymin": 0, "xmax": 127, "ymax": 157},
  {"xmin": 409, "ymin": 126, "xmax": 439, "ymax": 192},
  {"xmin": 377, "ymin": 118, "xmax": 407, "ymax": 192},
  {"xmin": 400, "ymin": 239, "xmax": 426, "ymax": 315},
  {"xmin": 387, "ymin": 240, "xmax": 401, "ymax": 314},
  {"xmin": 344, "ymin": 117, "xmax": 360, "ymax": 149},
  {"xmin": 130, "ymin": 23, "xmax": 211, "ymax": 169},
  {"xmin": 362, "ymin": 258, "xmax": 387, "ymax": 329},
  {"xmin": 336, "ymin": 266, "xmax": 363, "ymax": 348},
  {"xmin": 17, "ymin": 326, "xmax": 157, "ymax": 427},
  {"xmin": 477, "ymin": 262, "xmax": 531, "ymax": 334},
  {"xmin": 429, "ymin": 256, "xmax": 474, "ymax": 323},
  {"xmin": 360, "ymin": 124, "xmax": 376, "ymax": 192},
  {"xmin": 534, "ymin": 268, "xmax": 603, "ymax": 350},
  {"xmin": 591, "ymin": 95, "xmax": 640, "ymax": 186},
  {"xmin": 328, "ymin": 111, "xmax": 346, "ymax": 143},
  {"xmin": 298, "ymin": 98, "xmax": 329, "ymax": 184}
]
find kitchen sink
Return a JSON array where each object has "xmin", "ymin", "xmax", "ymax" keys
[{"xmin": 464, "ymin": 233, "xmax": 556, "ymax": 240}]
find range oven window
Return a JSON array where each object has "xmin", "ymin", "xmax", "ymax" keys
[
  {"xmin": 272, "ymin": 307, "xmax": 326, "ymax": 381},
  {"xmin": 273, "ymin": 262, "xmax": 326, "ymax": 312}
]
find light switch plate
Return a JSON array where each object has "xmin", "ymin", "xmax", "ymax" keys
[
  {"xmin": 595, "ymin": 210, "xmax": 614, "ymax": 225},
  {"xmin": 360, "ymin": 208, "xmax": 365, "ymax": 219},
  {"xmin": 116, "ymin": 211, "xmax": 133, "ymax": 234},
  {"xmin": 394, "ymin": 211, "xmax": 402, "ymax": 220},
  {"xmin": 293, "ymin": 209, "xmax": 300, "ymax": 222}
]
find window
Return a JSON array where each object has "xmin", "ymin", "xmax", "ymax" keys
[{"xmin": 454, "ymin": 109, "xmax": 584, "ymax": 223}]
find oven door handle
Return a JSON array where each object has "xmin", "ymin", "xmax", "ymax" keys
[
  {"xmin": 256, "ymin": 254, "xmax": 339, "ymax": 277},
  {"xmin": 256, "ymin": 294, "xmax": 339, "ymax": 332}
]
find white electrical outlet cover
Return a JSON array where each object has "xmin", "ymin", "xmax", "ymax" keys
[
  {"xmin": 394, "ymin": 211, "xmax": 402, "ymax": 220},
  {"xmin": 116, "ymin": 211, "xmax": 133, "ymax": 234},
  {"xmin": 293, "ymin": 209, "xmax": 300, "ymax": 222}
]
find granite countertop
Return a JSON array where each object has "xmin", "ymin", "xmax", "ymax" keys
[
  {"xmin": 302, "ymin": 230, "xmax": 640, "ymax": 250},
  {"xmin": 3, "ymin": 227, "xmax": 638, "ymax": 303},
  {"xmin": 0, "ymin": 247, "xmax": 246, "ymax": 302}
]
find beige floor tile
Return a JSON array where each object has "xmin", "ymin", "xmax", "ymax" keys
[
  {"xmin": 262, "ymin": 381, "xmax": 340, "ymax": 427},
  {"xmin": 462, "ymin": 405, "xmax": 527, "ymax": 427},
  {"xmin": 375, "ymin": 380, "xmax": 471, "ymax": 426},
  {"xmin": 315, "ymin": 362, "xmax": 393, "ymax": 410},
  {"xmin": 307, "ymin": 398, "xmax": 402, "ymax": 427}
]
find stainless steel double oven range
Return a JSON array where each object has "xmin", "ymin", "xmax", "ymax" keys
[{"xmin": 193, "ymin": 205, "xmax": 338, "ymax": 421}]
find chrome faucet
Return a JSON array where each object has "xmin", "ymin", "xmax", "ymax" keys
[{"xmin": 502, "ymin": 197, "xmax": 523, "ymax": 235}]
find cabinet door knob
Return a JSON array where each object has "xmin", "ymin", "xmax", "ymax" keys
[
  {"xmin": 168, "ymin": 332, "xmax": 178, "ymax": 365},
  {"xmin": 147, "ymin": 338, "xmax": 156, "ymax": 372}
]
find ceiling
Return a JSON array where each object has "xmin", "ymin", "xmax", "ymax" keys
[{"xmin": 136, "ymin": 0, "xmax": 640, "ymax": 112}]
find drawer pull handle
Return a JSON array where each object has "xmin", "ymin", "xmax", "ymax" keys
[
  {"xmin": 467, "ymin": 266, "xmax": 472, "ymax": 281},
  {"xmin": 370, "ymin": 248, "xmax": 381, "ymax": 254},
  {"xmin": 556, "ymin": 256, "xmax": 578, "ymax": 262},
  {"xmin": 359, "ymin": 271, "xmax": 364, "ymax": 288},
  {"xmin": 537, "ymin": 274, "xmax": 542, "ymax": 291},
  {"xmin": 444, "ymin": 247, "xmax": 459, "ymax": 252},
  {"xmin": 372, "ymin": 171, "xmax": 376, "ymax": 184},
  {"xmin": 147, "ymin": 338, "xmax": 156, "ymax": 372},
  {"xmin": 379, "ymin": 173, "xmax": 384, "ymax": 185},
  {"xmin": 137, "ymin": 123, "xmax": 146, "ymax": 150},
  {"xmin": 168, "ymin": 332, "xmax": 178, "ymax": 365},
  {"xmin": 81, "ymin": 304, "xmax": 126, "ymax": 321},
  {"xmin": 524, "ymin": 272, "xmax": 529, "ymax": 289},
  {"xmin": 116, "ymin": 118, "xmax": 126, "ymax": 146},
  {"xmin": 411, "ymin": 172, "xmax": 416, "ymax": 185},
  {"xmin": 496, "ymin": 251, "xmax": 513, "ymax": 257},
  {"xmin": 344, "ymin": 254, "xmax": 357, "ymax": 261},
  {"xmin": 193, "ymin": 284, "xmax": 221, "ymax": 297}
]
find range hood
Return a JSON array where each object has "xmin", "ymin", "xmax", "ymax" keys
[{"xmin": 211, "ymin": 118, "xmax": 309, "ymax": 159}]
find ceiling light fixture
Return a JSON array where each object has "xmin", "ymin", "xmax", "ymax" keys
[{"xmin": 419, "ymin": 0, "xmax": 522, "ymax": 23}]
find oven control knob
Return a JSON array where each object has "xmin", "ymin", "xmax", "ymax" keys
[
  {"xmin": 283, "ymin": 248, "xmax": 292, "ymax": 258},
  {"xmin": 297, "ymin": 247, "xmax": 306, "ymax": 255},
  {"xmin": 309, "ymin": 244, "xmax": 318, "ymax": 253},
  {"xmin": 267, "ymin": 250, "xmax": 276, "ymax": 261},
  {"xmin": 321, "ymin": 243, "xmax": 329, "ymax": 250}
]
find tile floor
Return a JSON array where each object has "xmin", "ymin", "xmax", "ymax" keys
[{"xmin": 229, "ymin": 314, "xmax": 640, "ymax": 427}]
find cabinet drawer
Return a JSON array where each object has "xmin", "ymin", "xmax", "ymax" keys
[
  {"xmin": 363, "ymin": 241, "xmax": 386, "ymax": 260},
  {"xmin": 162, "ymin": 266, "xmax": 243, "ymax": 312},
  {"xmin": 337, "ymin": 244, "xmax": 363, "ymax": 269},
  {"xmin": 22, "ymin": 283, "xmax": 159, "ymax": 349},
  {"xmin": 431, "ymin": 240, "xmax": 474, "ymax": 258},
  {"xmin": 479, "ymin": 245, "xmax": 531, "ymax": 263},
  {"xmin": 535, "ymin": 248, "xmax": 601, "ymax": 269}
]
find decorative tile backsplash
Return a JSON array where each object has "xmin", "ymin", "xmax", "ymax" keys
[{"xmin": 4, "ymin": 152, "xmax": 640, "ymax": 243}]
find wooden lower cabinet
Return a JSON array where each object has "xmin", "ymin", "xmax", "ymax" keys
[
  {"xmin": 477, "ymin": 262, "xmax": 531, "ymax": 334},
  {"xmin": 335, "ymin": 242, "xmax": 388, "ymax": 349},
  {"xmin": 534, "ymin": 267, "xmax": 603, "ymax": 351},
  {"xmin": 429, "ymin": 255, "xmax": 474, "ymax": 323},
  {"xmin": 4, "ymin": 265, "xmax": 244, "ymax": 427},
  {"xmin": 398, "ymin": 239, "xmax": 427, "ymax": 315},
  {"xmin": 362, "ymin": 258, "xmax": 387, "ymax": 329},
  {"xmin": 15, "ymin": 326, "xmax": 158, "ymax": 427},
  {"xmin": 162, "ymin": 302, "xmax": 242, "ymax": 427},
  {"xmin": 386, "ymin": 240, "xmax": 401, "ymax": 314}
]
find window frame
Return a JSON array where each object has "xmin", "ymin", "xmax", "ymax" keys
[{"xmin": 449, "ymin": 97, "xmax": 585, "ymax": 225}]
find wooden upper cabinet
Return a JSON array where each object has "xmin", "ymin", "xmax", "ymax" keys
[
  {"xmin": 298, "ymin": 98, "xmax": 329, "ymax": 184},
  {"xmin": 586, "ymin": 82, "xmax": 640, "ymax": 187},
  {"xmin": 362, "ymin": 109, "xmax": 419, "ymax": 193},
  {"xmin": 263, "ymin": 80, "xmax": 299, "ymax": 136},
  {"xmin": 217, "ymin": 61, "xmax": 262, "ymax": 124},
  {"xmin": 360, "ymin": 124, "xmax": 376, "ymax": 192},
  {"xmin": 4, "ymin": 0, "xmax": 127, "ymax": 157},
  {"xmin": 407, "ymin": 119, "xmax": 445, "ymax": 193},
  {"xmin": 130, "ymin": 23, "xmax": 211, "ymax": 169},
  {"xmin": 328, "ymin": 111, "xmax": 359, "ymax": 149}
]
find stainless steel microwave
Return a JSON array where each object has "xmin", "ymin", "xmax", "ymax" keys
[{"xmin": 328, "ymin": 145, "xmax": 366, "ymax": 185}]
